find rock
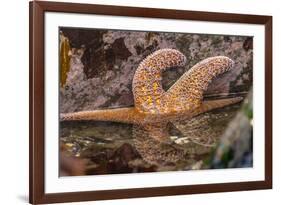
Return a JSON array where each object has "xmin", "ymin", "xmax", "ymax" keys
[
  {"xmin": 209, "ymin": 90, "xmax": 253, "ymax": 168},
  {"xmin": 59, "ymin": 144, "xmax": 87, "ymax": 176},
  {"xmin": 59, "ymin": 28, "xmax": 252, "ymax": 113}
]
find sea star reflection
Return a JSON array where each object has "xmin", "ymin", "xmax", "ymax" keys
[{"xmin": 61, "ymin": 49, "xmax": 242, "ymax": 165}]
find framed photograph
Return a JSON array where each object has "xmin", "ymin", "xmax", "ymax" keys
[{"xmin": 29, "ymin": 1, "xmax": 272, "ymax": 204}]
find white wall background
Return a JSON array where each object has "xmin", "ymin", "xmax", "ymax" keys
[{"xmin": 0, "ymin": 0, "xmax": 279, "ymax": 204}]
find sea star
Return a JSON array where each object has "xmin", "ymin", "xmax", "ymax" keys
[{"xmin": 61, "ymin": 49, "xmax": 242, "ymax": 165}]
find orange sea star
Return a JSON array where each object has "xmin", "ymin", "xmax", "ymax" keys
[{"xmin": 61, "ymin": 49, "xmax": 242, "ymax": 165}]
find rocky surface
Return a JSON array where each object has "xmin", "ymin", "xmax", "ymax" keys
[
  {"xmin": 60, "ymin": 28, "xmax": 252, "ymax": 112},
  {"xmin": 59, "ymin": 27, "xmax": 253, "ymax": 175}
]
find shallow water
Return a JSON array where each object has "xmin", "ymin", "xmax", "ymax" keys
[{"xmin": 60, "ymin": 103, "xmax": 242, "ymax": 176}]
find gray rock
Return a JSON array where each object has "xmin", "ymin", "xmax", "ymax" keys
[{"xmin": 60, "ymin": 28, "xmax": 252, "ymax": 112}]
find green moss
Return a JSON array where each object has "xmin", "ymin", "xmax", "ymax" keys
[
  {"xmin": 221, "ymin": 149, "xmax": 234, "ymax": 166},
  {"xmin": 242, "ymin": 103, "xmax": 253, "ymax": 119},
  {"xmin": 202, "ymin": 147, "xmax": 216, "ymax": 166}
]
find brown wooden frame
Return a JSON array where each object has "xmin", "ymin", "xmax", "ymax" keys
[{"xmin": 29, "ymin": 1, "xmax": 272, "ymax": 204}]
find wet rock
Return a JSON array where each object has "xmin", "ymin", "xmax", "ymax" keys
[
  {"xmin": 83, "ymin": 142, "xmax": 157, "ymax": 175},
  {"xmin": 209, "ymin": 90, "xmax": 253, "ymax": 168},
  {"xmin": 59, "ymin": 144, "xmax": 87, "ymax": 176},
  {"xmin": 243, "ymin": 37, "xmax": 253, "ymax": 51},
  {"xmin": 59, "ymin": 29, "xmax": 252, "ymax": 113},
  {"xmin": 105, "ymin": 143, "xmax": 139, "ymax": 174}
]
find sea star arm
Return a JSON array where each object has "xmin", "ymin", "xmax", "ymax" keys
[
  {"xmin": 132, "ymin": 49, "xmax": 186, "ymax": 114},
  {"xmin": 60, "ymin": 107, "xmax": 143, "ymax": 124},
  {"xmin": 191, "ymin": 97, "xmax": 243, "ymax": 116},
  {"xmin": 164, "ymin": 56, "xmax": 234, "ymax": 112}
]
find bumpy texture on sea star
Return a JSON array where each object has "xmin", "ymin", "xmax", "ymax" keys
[{"xmin": 61, "ymin": 49, "xmax": 242, "ymax": 165}]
